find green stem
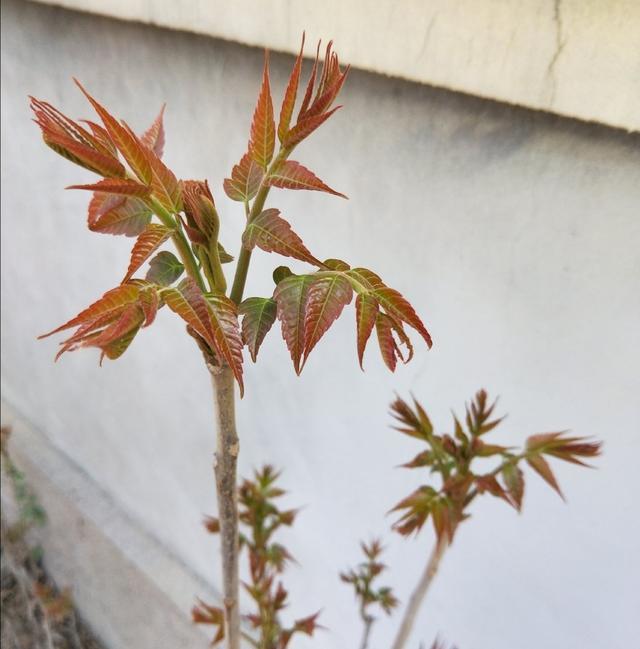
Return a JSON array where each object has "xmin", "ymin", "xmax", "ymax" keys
[
  {"xmin": 229, "ymin": 184, "xmax": 269, "ymax": 304},
  {"xmin": 462, "ymin": 452, "xmax": 526, "ymax": 508},
  {"xmin": 150, "ymin": 198, "xmax": 206, "ymax": 291},
  {"xmin": 229, "ymin": 247, "xmax": 253, "ymax": 305},
  {"xmin": 229, "ymin": 150, "xmax": 288, "ymax": 304},
  {"xmin": 197, "ymin": 246, "xmax": 217, "ymax": 292},
  {"xmin": 208, "ymin": 234, "xmax": 228, "ymax": 295}
]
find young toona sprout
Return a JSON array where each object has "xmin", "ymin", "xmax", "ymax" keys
[
  {"xmin": 30, "ymin": 34, "xmax": 432, "ymax": 649},
  {"xmin": 387, "ymin": 390, "xmax": 601, "ymax": 649}
]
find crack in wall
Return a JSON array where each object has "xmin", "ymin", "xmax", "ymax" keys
[
  {"xmin": 416, "ymin": 12, "xmax": 439, "ymax": 62},
  {"xmin": 546, "ymin": 0, "xmax": 567, "ymax": 107}
]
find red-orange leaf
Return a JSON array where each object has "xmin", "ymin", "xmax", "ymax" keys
[
  {"xmin": 376, "ymin": 312, "xmax": 399, "ymax": 372},
  {"xmin": 273, "ymin": 274, "xmax": 314, "ymax": 374},
  {"xmin": 162, "ymin": 279, "xmax": 213, "ymax": 347},
  {"xmin": 137, "ymin": 283, "xmax": 161, "ymax": 326},
  {"xmin": 389, "ymin": 316, "xmax": 414, "ymax": 363},
  {"xmin": 278, "ymin": 34, "xmax": 305, "ymax": 143},
  {"xmin": 53, "ymin": 315, "xmax": 119, "ymax": 361},
  {"xmin": 242, "ymin": 209, "xmax": 322, "ymax": 265},
  {"xmin": 74, "ymin": 79, "xmax": 152, "ymax": 184},
  {"xmin": 223, "ymin": 152, "xmax": 264, "ymax": 202},
  {"xmin": 502, "ymin": 462, "xmax": 525, "ymax": 511},
  {"xmin": 372, "ymin": 286, "xmax": 432, "ymax": 348},
  {"xmin": 355, "ymin": 293, "xmax": 378, "ymax": 369},
  {"xmin": 376, "ymin": 313, "xmax": 414, "ymax": 371},
  {"xmin": 38, "ymin": 282, "xmax": 161, "ymax": 363},
  {"xmin": 475, "ymin": 474, "xmax": 512, "ymax": 506},
  {"xmin": 88, "ymin": 193, "xmax": 124, "ymax": 228},
  {"xmin": 30, "ymin": 96, "xmax": 123, "ymax": 175},
  {"xmin": 68, "ymin": 178, "xmax": 150, "ymax": 197},
  {"xmin": 238, "ymin": 297, "xmax": 277, "ymax": 362},
  {"xmin": 282, "ymin": 106, "xmax": 341, "ymax": 149},
  {"xmin": 39, "ymin": 284, "xmax": 142, "ymax": 339},
  {"xmin": 43, "ymin": 133, "xmax": 125, "ymax": 178},
  {"xmin": 123, "ymin": 223, "xmax": 173, "ymax": 282},
  {"xmin": 249, "ymin": 53, "xmax": 275, "ymax": 169},
  {"xmin": 208, "ymin": 294, "xmax": 245, "ymax": 394},
  {"xmin": 192, "ymin": 600, "xmax": 224, "ymax": 644},
  {"xmin": 347, "ymin": 267, "xmax": 385, "ymax": 291},
  {"xmin": 527, "ymin": 432, "xmax": 601, "ymax": 467},
  {"xmin": 145, "ymin": 147, "xmax": 182, "ymax": 213},
  {"xmin": 90, "ymin": 303, "xmax": 144, "ymax": 349},
  {"xmin": 306, "ymin": 58, "xmax": 349, "ymax": 119},
  {"xmin": 140, "ymin": 105, "xmax": 166, "ymax": 158},
  {"xmin": 302, "ymin": 274, "xmax": 353, "ymax": 366},
  {"xmin": 99, "ymin": 325, "xmax": 141, "ymax": 362},
  {"xmin": 163, "ymin": 279, "xmax": 244, "ymax": 393},
  {"xmin": 527, "ymin": 453, "xmax": 564, "ymax": 500},
  {"xmin": 89, "ymin": 195, "xmax": 152, "ymax": 237},
  {"xmin": 31, "ymin": 98, "xmax": 102, "ymax": 150},
  {"xmin": 297, "ymin": 41, "xmax": 321, "ymax": 119},
  {"xmin": 267, "ymin": 160, "xmax": 346, "ymax": 198},
  {"xmin": 80, "ymin": 119, "xmax": 117, "ymax": 155}
]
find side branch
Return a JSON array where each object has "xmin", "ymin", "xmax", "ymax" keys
[{"xmin": 210, "ymin": 366, "xmax": 241, "ymax": 649}]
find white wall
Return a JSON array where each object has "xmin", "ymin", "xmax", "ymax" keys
[
  {"xmin": 2, "ymin": 1, "xmax": 640, "ymax": 647},
  {"xmin": 30, "ymin": 0, "xmax": 640, "ymax": 132}
]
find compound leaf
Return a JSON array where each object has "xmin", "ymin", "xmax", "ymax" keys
[
  {"xmin": 39, "ymin": 284, "xmax": 142, "ymax": 339},
  {"xmin": 163, "ymin": 279, "xmax": 244, "ymax": 394},
  {"xmin": 74, "ymin": 79, "xmax": 152, "ymax": 184}
]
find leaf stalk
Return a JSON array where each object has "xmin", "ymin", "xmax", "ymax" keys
[{"xmin": 149, "ymin": 197, "xmax": 206, "ymax": 291}]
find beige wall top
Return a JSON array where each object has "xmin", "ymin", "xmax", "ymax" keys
[{"xmin": 30, "ymin": 0, "xmax": 640, "ymax": 132}]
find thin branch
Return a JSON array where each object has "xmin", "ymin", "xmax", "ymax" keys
[
  {"xmin": 391, "ymin": 536, "xmax": 448, "ymax": 649},
  {"xmin": 150, "ymin": 197, "xmax": 206, "ymax": 291},
  {"xmin": 210, "ymin": 366, "xmax": 241, "ymax": 649},
  {"xmin": 229, "ymin": 148, "xmax": 288, "ymax": 305},
  {"xmin": 359, "ymin": 611, "xmax": 374, "ymax": 649}
]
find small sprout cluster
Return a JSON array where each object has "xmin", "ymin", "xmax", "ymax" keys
[
  {"xmin": 195, "ymin": 466, "xmax": 319, "ymax": 648},
  {"xmin": 30, "ymin": 37, "xmax": 431, "ymax": 394},
  {"xmin": 390, "ymin": 390, "xmax": 601, "ymax": 545},
  {"xmin": 340, "ymin": 539, "xmax": 398, "ymax": 647}
]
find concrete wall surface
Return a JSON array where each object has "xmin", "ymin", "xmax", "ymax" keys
[
  {"xmin": 30, "ymin": 0, "xmax": 640, "ymax": 132},
  {"xmin": 2, "ymin": 1, "xmax": 640, "ymax": 647}
]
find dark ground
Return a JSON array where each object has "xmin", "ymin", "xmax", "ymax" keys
[{"xmin": 1, "ymin": 519, "xmax": 105, "ymax": 649}]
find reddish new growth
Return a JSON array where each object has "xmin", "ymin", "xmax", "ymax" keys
[
  {"xmin": 343, "ymin": 391, "xmax": 601, "ymax": 649},
  {"xmin": 196, "ymin": 466, "xmax": 319, "ymax": 647},
  {"xmin": 390, "ymin": 390, "xmax": 602, "ymax": 545},
  {"xmin": 31, "ymin": 36, "xmax": 431, "ymax": 394},
  {"xmin": 340, "ymin": 539, "xmax": 398, "ymax": 648}
]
